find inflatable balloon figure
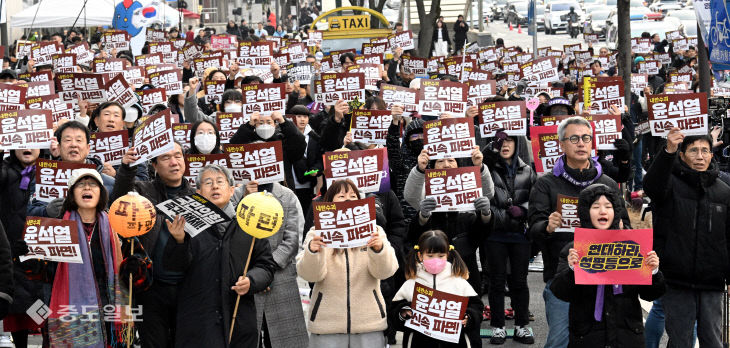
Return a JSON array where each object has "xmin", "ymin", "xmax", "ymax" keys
[{"xmin": 112, "ymin": 0, "xmax": 162, "ymax": 54}]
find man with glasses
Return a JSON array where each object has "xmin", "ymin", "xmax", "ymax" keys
[
  {"xmin": 528, "ymin": 116, "xmax": 629, "ymax": 348},
  {"xmin": 643, "ymin": 128, "xmax": 730, "ymax": 348}
]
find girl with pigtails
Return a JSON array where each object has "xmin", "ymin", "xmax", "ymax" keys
[{"xmin": 390, "ymin": 230, "xmax": 484, "ymax": 348}]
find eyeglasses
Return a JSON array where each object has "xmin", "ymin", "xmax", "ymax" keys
[
  {"xmin": 563, "ymin": 134, "xmax": 593, "ymax": 144},
  {"xmin": 77, "ymin": 180, "xmax": 100, "ymax": 189},
  {"xmin": 201, "ymin": 179, "xmax": 229, "ymax": 188},
  {"xmin": 686, "ymin": 147, "xmax": 711, "ymax": 157}
]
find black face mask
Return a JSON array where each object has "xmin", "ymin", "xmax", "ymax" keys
[{"xmin": 408, "ymin": 139, "xmax": 423, "ymax": 154}]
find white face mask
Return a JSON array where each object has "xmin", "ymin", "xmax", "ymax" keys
[
  {"xmin": 224, "ymin": 104, "xmax": 242, "ymax": 113},
  {"xmin": 194, "ymin": 134, "xmax": 217, "ymax": 154},
  {"xmin": 255, "ymin": 124, "xmax": 276, "ymax": 140}
]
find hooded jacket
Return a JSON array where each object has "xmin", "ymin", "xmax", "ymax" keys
[
  {"xmin": 643, "ymin": 148, "xmax": 730, "ymax": 290},
  {"xmin": 386, "ymin": 118, "xmax": 424, "ymax": 223},
  {"xmin": 550, "ymin": 184, "xmax": 665, "ymax": 348}
]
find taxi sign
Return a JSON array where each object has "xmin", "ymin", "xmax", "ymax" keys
[{"xmin": 328, "ymin": 15, "xmax": 370, "ymax": 31}]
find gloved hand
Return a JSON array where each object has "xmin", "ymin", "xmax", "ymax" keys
[
  {"xmin": 613, "ymin": 138, "xmax": 631, "ymax": 161},
  {"xmin": 45, "ymin": 198, "xmax": 65, "ymax": 218},
  {"xmin": 367, "ymin": 193, "xmax": 387, "ymax": 226},
  {"xmin": 474, "ymin": 197, "xmax": 491, "ymax": 216},
  {"xmin": 507, "ymin": 205, "xmax": 525, "ymax": 219},
  {"xmin": 419, "ymin": 197, "xmax": 438, "ymax": 218},
  {"xmin": 0, "ymin": 298, "xmax": 9, "ymax": 320},
  {"xmin": 11, "ymin": 239, "xmax": 29, "ymax": 258}
]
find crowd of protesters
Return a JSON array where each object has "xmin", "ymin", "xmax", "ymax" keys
[{"xmin": 0, "ymin": 11, "xmax": 727, "ymax": 348}]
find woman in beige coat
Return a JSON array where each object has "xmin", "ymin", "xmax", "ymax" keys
[{"xmin": 297, "ymin": 179, "xmax": 399, "ymax": 348}]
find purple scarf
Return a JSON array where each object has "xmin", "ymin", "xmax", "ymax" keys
[
  {"xmin": 19, "ymin": 165, "xmax": 35, "ymax": 190},
  {"xmin": 595, "ymin": 284, "xmax": 624, "ymax": 321},
  {"xmin": 552, "ymin": 156, "xmax": 603, "ymax": 188}
]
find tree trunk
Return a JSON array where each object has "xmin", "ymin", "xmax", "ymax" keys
[
  {"xmin": 370, "ymin": 0, "xmax": 388, "ymax": 13},
  {"xmin": 415, "ymin": 0, "xmax": 441, "ymax": 57},
  {"xmin": 617, "ymin": 0, "xmax": 631, "ymax": 106}
]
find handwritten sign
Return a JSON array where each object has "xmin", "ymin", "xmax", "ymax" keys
[
  {"xmin": 313, "ymin": 196, "xmax": 377, "ymax": 248},
  {"xmin": 20, "ymin": 217, "xmax": 82, "ymax": 264},
  {"xmin": 423, "ymin": 118, "xmax": 476, "ymax": 159},
  {"xmin": 574, "ymin": 228, "xmax": 653, "ymax": 285},
  {"xmin": 323, "ymin": 148, "xmax": 390, "ymax": 193},
  {"xmin": 647, "ymin": 93, "xmax": 708, "ymax": 136},
  {"xmin": 425, "ymin": 166, "xmax": 482, "ymax": 212},
  {"xmin": 405, "ymin": 283, "xmax": 469, "ymax": 343}
]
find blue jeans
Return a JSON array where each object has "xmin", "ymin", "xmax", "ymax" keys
[
  {"xmin": 645, "ymin": 298, "xmax": 698, "ymax": 348},
  {"xmin": 543, "ymin": 279, "xmax": 569, "ymax": 348}
]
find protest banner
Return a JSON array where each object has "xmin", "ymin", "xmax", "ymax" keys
[
  {"xmin": 20, "ymin": 217, "xmax": 82, "ymax": 264},
  {"xmin": 478, "ymin": 100, "xmax": 527, "ymax": 137},
  {"xmin": 30, "ymin": 41, "xmax": 64, "ymax": 67},
  {"xmin": 592, "ymin": 115, "xmax": 622, "ymax": 150},
  {"xmin": 224, "ymin": 141, "xmax": 285, "ymax": 184},
  {"xmin": 24, "ymin": 81, "xmax": 55, "ymax": 97},
  {"xmin": 241, "ymin": 83, "xmax": 287, "ymax": 117},
  {"xmin": 556, "ymin": 194, "xmax": 580, "ymax": 233},
  {"xmin": 105, "ymin": 74, "xmax": 138, "ymax": 108},
  {"xmin": 0, "ymin": 83, "xmax": 27, "ymax": 111},
  {"xmin": 55, "ymin": 72, "xmax": 107, "ymax": 103},
  {"xmin": 89, "ymin": 130, "xmax": 129, "ymax": 166},
  {"xmin": 148, "ymin": 69, "xmax": 183, "ymax": 95},
  {"xmin": 425, "ymin": 166, "xmax": 482, "ymax": 212},
  {"xmin": 284, "ymin": 43, "xmax": 308, "ymax": 63},
  {"xmin": 286, "ymin": 62, "xmax": 315, "ymax": 85},
  {"xmin": 423, "ymin": 118, "xmax": 476, "ymax": 159},
  {"xmin": 157, "ymin": 194, "xmax": 231, "ymax": 237},
  {"xmin": 388, "ymin": 30, "xmax": 416, "ymax": 50},
  {"xmin": 402, "ymin": 55, "xmax": 429, "ymax": 76},
  {"xmin": 65, "ymin": 42, "xmax": 94, "ymax": 67},
  {"xmin": 530, "ymin": 125, "xmax": 563, "ymax": 174},
  {"xmin": 312, "ymin": 196, "xmax": 377, "ymax": 248},
  {"xmin": 25, "ymin": 94, "xmax": 74, "ymax": 122},
  {"xmin": 418, "ymin": 80, "xmax": 468, "ymax": 117},
  {"xmin": 345, "ymin": 63, "xmax": 381, "ymax": 91},
  {"xmin": 204, "ymin": 80, "xmax": 226, "ymax": 104},
  {"xmin": 380, "ymin": 84, "xmax": 419, "ymax": 116},
  {"xmin": 405, "ymin": 283, "xmax": 469, "ymax": 343},
  {"xmin": 467, "ymin": 80, "xmax": 497, "ymax": 106},
  {"xmin": 92, "ymin": 58, "xmax": 128, "ymax": 73},
  {"xmin": 323, "ymin": 148, "xmax": 390, "ymax": 193},
  {"xmin": 18, "ymin": 71, "xmax": 52, "ymax": 82},
  {"xmin": 52, "ymin": 53, "xmax": 77, "ymax": 72},
  {"xmin": 314, "ymin": 72, "xmax": 366, "ymax": 106},
  {"xmin": 238, "ymin": 41, "xmax": 275, "ymax": 69},
  {"xmin": 574, "ymin": 228, "xmax": 653, "ymax": 285},
  {"xmin": 217, "ymin": 112, "xmax": 249, "ymax": 144},
  {"xmin": 136, "ymin": 88, "xmax": 167, "ymax": 114},
  {"xmin": 34, "ymin": 159, "xmax": 96, "ymax": 203},
  {"xmin": 0, "ymin": 109, "xmax": 53, "ymax": 149},
  {"xmin": 580, "ymin": 77, "xmax": 625, "ymax": 114},
  {"xmin": 131, "ymin": 109, "xmax": 175, "ymax": 166},
  {"xmin": 647, "ymin": 93, "xmax": 708, "ymax": 136},
  {"xmin": 520, "ymin": 57, "xmax": 559, "ymax": 85},
  {"xmin": 183, "ymin": 153, "xmax": 229, "ymax": 187},
  {"xmin": 349, "ymin": 110, "xmax": 393, "ymax": 145},
  {"xmin": 172, "ymin": 123, "xmax": 192, "ymax": 152}
]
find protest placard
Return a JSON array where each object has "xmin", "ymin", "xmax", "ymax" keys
[
  {"xmin": 530, "ymin": 125, "xmax": 562, "ymax": 174},
  {"xmin": 466, "ymin": 80, "xmax": 497, "ymax": 106},
  {"xmin": 423, "ymin": 118, "xmax": 476, "ymax": 159},
  {"xmin": 34, "ymin": 159, "xmax": 96, "ymax": 203},
  {"xmin": 25, "ymin": 94, "xmax": 74, "ymax": 122},
  {"xmin": 132, "ymin": 109, "xmax": 175, "ymax": 166},
  {"xmin": 380, "ymin": 84, "xmax": 419, "ymax": 116},
  {"xmin": 65, "ymin": 42, "xmax": 94, "ymax": 67},
  {"xmin": 314, "ymin": 72, "xmax": 366, "ymax": 106},
  {"xmin": 194, "ymin": 56, "xmax": 223, "ymax": 78},
  {"xmin": 55, "ymin": 72, "xmax": 108, "ymax": 103},
  {"xmin": 584, "ymin": 33, "xmax": 599, "ymax": 44},
  {"xmin": 631, "ymin": 38, "xmax": 652, "ymax": 54},
  {"xmin": 89, "ymin": 130, "xmax": 129, "ymax": 166},
  {"xmin": 241, "ymin": 83, "xmax": 287, "ymax": 117},
  {"xmin": 0, "ymin": 83, "xmax": 27, "ymax": 111},
  {"xmin": 647, "ymin": 93, "xmax": 708, "ymax": 136},
  {"xmin": 216, "ymin": 112, "xmax": 249, "ymax": 144},
  {"xmin": 418, "ymin": 80, "xmax": 468, "ymax": 117},
  {"xmin": 580, "ymin": 77, "xmax": 625, "ymax": 114},
  {"xmin": 145, "ymin": 28, "xmax": 166, "ymax": 42},
  {"xmin": 157, "ymin": 194, "xmax": 231, "ymax": 237},
  {"xmin": 183, "ymin": 153, "xmax": 229, "ymax": 187},
  {"xmin": 105, "ymin": 74, "xmax": 138, "ymax": 108},
  {"xmin": 0, "ymin": 109, "xmax": 53, "ymax": 149},
  {"xmin": 224, "ymin": 141, "xmax": 285, "ymax": 185},
  {"xmin": 136, "ymin": 88, "xmax": 167, "ymax": 114},
  {"xmin": 672, "ymin": 37, "xmax": 689, "ymax": 51},
  {"xmin": 425, "ymin": 166, "xmax": 482, "ymax": 212},
  {"xmin": 630, "ymin": 74, "xmax": 649, "ymax": 95},
  {"xmin": 592, "ymin": 115, "xmax": 622, "ymax": 150},
  {"xmin": 172, "ymin": 123, "xmax": 192, "ymax": 152},
  {"xmin": 312, "ymin": 196, "xmax": 377, "ymax": 248},
  {"xmin": 307, "ymin": 31, "xmax": 323, "ymax": 47},
  {"xmin": 15, "ymin": 40, "xmax": 33, "ymax": 60},
  {"xmin": 556, "ymin": 194, "xmax": 580, "ymax": 233},
  {"xmin": 24, "ymin": 81, "xmax": 55, "ymax": 97},
  {"xmin": 520, "ymin": 57, "xmax": 559, "ymax": 85},
  {"xmin": 148, "ymin": 69, "xmax": 183, "ymax": 95},
  {"xmin": 286, "ymin": 62, "xmax": 314, "ymax": 85},
  {"xmin": 204, "ymin": 80, "xmax": 226, "ymax": 104},
  {"xmin": 478, "ymin": 100, "xmax": 527, "ymax": 137},
  {"xmin": 182, "ymin": 42, "xmax": 205, "ymax": 61},
  {"xmin": 30, "ymin": 41, "xmax": 63, "ymax": 67},
  {"xmin": 134, "ymin": 53, "xmax": 163, "ymax": 67},
  {"xmin": 669, "ymin": 72, "xmax": 693, "ymax": 83},
  {"xmin": 402, "ymin": 55, "xmax": 429, "ymax": 76},
  {"xmin": 345, "ymin": 63, "xmax": 381, "ymax": 91},
  {"xmin": 52, "ymin": 53, "xmax": 77, "ymax": 72},
  {"xmin": 637, "ymin": 60, "xmax": 660, "ymax": 75},
  {"xmin": 405, "ymin": 283, "xmax": 469, "ymax": 343},
  {"xmin": 574, "ymin": 228, "xmax": 653, "ymax": 285},
  {"xmin": 653, "ymin": 52, "xmax": 671, "ymax": 65},
  {"xmin": 92, "ymin": 58, "xmax": 128, "ymax": 73},
  {"xmin": 211, "ymin": 34, "xmax": 239, "ymax": 51},
  {"xmin": 323, "ymin": 148, "xmax": 390, "ymax": 193},
  {"xmin": 20, "ymin": 217, "xmax": 82, "ymax": 264},
  {"xmin": 18, "ymin": 71, "xmax": 52, "ymax": 82},
  {"xmin": 349, "ymin": 110, "xmax": 393, "ymax": 145},
  {"xmin": 238, "ymin": 41, "xmax": 275, "ymax": 69},
  {"xmin": 362, "ymin": 42, "xmax": 388, "ymax": 56},
  {"xmin": 388, "ymin": 30, "xmax": 415, "ymax": 50}
]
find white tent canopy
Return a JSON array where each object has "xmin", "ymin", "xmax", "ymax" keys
[{"xmin": 11, "ymin": 0, "xmax": 180, "ymax": 28}]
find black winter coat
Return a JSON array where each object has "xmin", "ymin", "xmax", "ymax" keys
[
  {"xmin": 164, "ymin": 215, "xmax": 276, "ymax": 347},
  {"xmin": 386, "ymin": 120, "xmax": 422, "ymax": 224},
  {"xmin": 229, "ymin": 119, "xmax": 307, "ymax": 188},
  {"xmin": 407, "ymin": 211, "xmax": 487, "ymax": 260},
  {"xmin": 487, "ymin": 155, "xmax": 536, "ymax": 243},
  {"xmin": 0, "ymin": 222, "xmax": 12, "ymax": 312},
  {"xmin": 287, "ymin": 129, "xmax": 323, "ymax": 188},
  {"xmin": 0, "ymin": 153, "xmax": 32, "ymax": 244},
  {"xmin": 432, "ymin": 26, "xmax": 451, "ymax": 44},
  {"xmin": 643, "ymin": 149, "xmax": 730, "ymax": 290},
  {"xmin": 318, "ymin": 113, "xmax": 351, "ymax": 152}
]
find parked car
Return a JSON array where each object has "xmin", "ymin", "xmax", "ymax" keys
[
  {"xmin": 544, "ymin": 1, "xmax": 584, "ymax": 34},
  {"xmin": 584, "ymin": 9, "xmax": 612, "ymax": 38},
  {"xmin": 492, "ymin": 0, "xmax": 509, "ymax": 19},
  {"xmin": 605, "ymin": 19, "xmax": 681, "ymax": 48},
  {"xmin": 536, "ymin": 5, "xmax": 546, "ymax": 30},
  {"xmin": 649, "ymin": 0, "xmax": 684, "ymax": 13},
  {"xmin": 503, "ymin": 0, "xmax": 526, "ymax": 22},
  {"xmin": 664, "ymin": 9, "xmax": 697, "ymax": 36},
  {"xmin": 506, "ymin": 1, "xmax": 530, "ymax": 25}
]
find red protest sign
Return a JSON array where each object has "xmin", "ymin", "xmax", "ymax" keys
[
  {"xmin": 630, "ymin": 74, "xmax": 649, "ymax": 95},
  {"xmin": 592, "ymin": 115, "xmax": 622, "ymax": 150},
  {"xmin": 0, "ymin": 109, "xmax": 54, "ymax": 149},
  {"xmin": 100, "ymin": 30, "xmax": 131, "ymax": 52},
  {"xmin": 349, "ymin": 110, "xmax": 393, "ymax": 145},
  {"xmin": 0, "ymin": 83, "xmax": 27, "ymax": 111},
  {"xmin": 402, "ymin": 55, "xmax": 429, "ymax": 76},
  {"xmin": 556, "ymin": 194, "xmax": 580, "ymax": 233},
  {"xmin": 30, "ymin": 41, "xmax": 64, "ymax": 67},
  {"xmin": 387, "ymin": 30, "xmax": 415, "ymax": 50},
  {"xmin": 148, "ymin": 42, "xmax": 179, "ymax": 64},
  {"xmin": 323, "ymin": 148, "xmax": 390, "ymax": 193},
  {"xmin": 530, "ymin": 125, "xmax": 562, "ymax": 175},
  {"xmin": 172, "ymin": 123, "xmax": 192, "ymax": 152},
  {"xmin": 55, "ymin": 72, "xmax": 107, "ymax": 103},
  {"xmin": 380, "ymin": 84, "xmax": 419, "ymax": 116},
  {"xmin": 24, "ymin": 81, "xmax": 55, "ymax": 97},
  {"xmin": 183, "ymin": 153, "xmax": 229, "ymax": 187},
  {"xmin": 405, "ymin": 283, "xmax": 469, "ymax": 343},
  {"xmin": 146, "ymin": 28, "xmax": 167, "ymax": 42},
  {"xmin": 93, "ymin": 58, "xmax": 129, "ymax": 73},
  {"xmin": 194, "ymin": 56, "xmax": 223, "ymax": 78},
  {"xmin": 66, "ymin": 42, "xmax": 94, "ymax": 67},
  {"xmin": 580, "ymin": 77, "xmax": 625, "ymax": 114},
  {"xmin": 211, "ymin": 35, "xmax": 239, "ymax": 51},
  {"xmin": 135, "ymin": 53, "xmax": 164, "ymax": 67},
  {"xmin": 345, "ymin": 63, "xmax": 381, "ymax": 91},
  {"xmin": 204, "ymin": 80, "xmax": 226, "ymax": 104},
  {"xmin": 520, "ymin": 57, "xmax": 559, "ymax": 85},
  {"xmin": 89, "ymin": 130, "xmax": 129, "ymax": 166},
  {"xmin": 34, "ymin": 159, "xmax": 96, "ymax": 202},
  {"xmin": 216, "ymin": 113, "xmax": 249, "ymax": 144},
  {"xmin": 18, "ymin": 70, "xmax": 52, "ymax": 82},
  {"xmin": 306, "ymin": 31, "xmax": 323, "ymax": 47},
  {"xmin": 425, "ymin": 166, "xmax": 482, "ymax": 212},
  {"xmin": 423, "ymin": 118, "xmax": 476, "ymax": 159},
  {"xmin": 136, "ymin": 88, "xmax": 167, "ymax": 114},
  {"xmin": 25, "ymin": 94, "xmax": 74, "ymax": 122},
  {"xmin": 313, "ymin": 196, "xmax": 377, "ymax": 248},
  {"xmin": 467, "ymin": 80, "xmax": 497, "ymax": 106},
  {"xmin": 238, "ymin": 41, "xmax": 275, "ymax": 69},
  {"xmin": 241, "ymin": 83, "xmax": 287, "ymax": 117},
  {"xmin": 478, "ymin": 100, "xmax": 527, "ymax": 137},
  {"xmin": 631, "ymin": 38, "xmax": 652, "ymax": 54},
  {"xmin": 462, "ymin": 67, "xmax": 493, "ymax": 82},
  {"xmin": 314, "ymin": 73, "xmax": 366, "ymax": 106},
  {"xmin": 223, "ymin": 141, "xmax": 285, "ymax": 184},
  {"xmin": 362, "ymin": 42, "xmax": 388, "ymax": 56},
  {"xmin": 574, "ymin": 228, "xmax": 653, "ymax": 285},
  {"xmin": 148, "ymin": 69, "xmax": 183, "ymax": 95},
  {"xmin": 647, "ymin": 93, "xmax": 708, "ymax": 136},
  {"xmin": 20, "ymin": 217, "xmax": 82, "ymax": 264},
  {"xmin": 637, "ymin": 60, "xmax": 660, "ymax": 75},
  {"xmin": 52, "ymin": 53, "xmax": 77, "ymax": 72},
  {"xmin": 132, "ymin": 109, "xmax": 175, "ymax": 166},
  {"xmin": 354, "ymin": 53, "xmax": 384, "ymax": 66},
  {"xmin": 418, "ymin": 80, "xmax": 468, "ymax": 117},
  {"xmin": 105, "ymin": 74, "xmax": 138, "ymax": 108}
]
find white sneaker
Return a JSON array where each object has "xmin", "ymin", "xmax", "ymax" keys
[
  {"xmin": 514, "ymin": 326, "xmax": 535, "ymax": 344},
  {"xmin": 490, "ymin": 327, "xmax": 507, "ymax": 345},
  {"xmin": 0, "ymin": 335, "xmax": 13, "ymax": 348}
]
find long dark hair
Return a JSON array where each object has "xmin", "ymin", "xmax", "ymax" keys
[
  {"xmin": 188, "ymin": 120, "xmax": 222, "ymax": 154},
  {"xmin": 62, "ymin": 177, "xmax": 109, "ymax": 214},
  {"xmin": 322, "ymin": 179, "xmax": 360, "ymax": 202},
  {"xmin": 404, "ymin": 230, "xmax": 470, "ymax": 279}
]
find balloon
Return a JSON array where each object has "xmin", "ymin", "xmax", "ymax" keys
[
  {"xmin": 109, "ymin": 192, "xmax": 157, "ymax": 238},
  {"xmin": 236, "ymin": 191, "xmax": 283, "ymax": 239}
]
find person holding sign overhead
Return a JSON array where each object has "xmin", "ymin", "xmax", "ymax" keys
[
  {"xmin": 163, "ymin": 164, "xmax": 276, "ymax": 347},
  {"xmin": 297, "ymin": 179, "xmax": 398, "ymax": 348},
  {"xmin": 550, "ymin": 183, "xmax": 665, "ymax": 348}
]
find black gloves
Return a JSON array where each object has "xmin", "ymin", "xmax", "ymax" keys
[{"xmin": 613, "ymin": 138, "xmax": 631, "ymax": 162}]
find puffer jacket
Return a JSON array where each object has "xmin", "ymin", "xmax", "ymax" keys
[
  {"xmin": 643, "ymin": 148, "xmax": 730, "ymax": 290},
  {"xmin": 297, "ymin": 226, "xmax": 399, "ymax": 334}
]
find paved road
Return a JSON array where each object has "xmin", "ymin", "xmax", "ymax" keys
[{"xmin": 475, "ymin": 18, "xmax": 606, "ymax": 51}]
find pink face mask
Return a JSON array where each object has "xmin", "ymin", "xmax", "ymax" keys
[{"xmin": 423, "ymin": 258, "xmax": 447, "ymax": 275}]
